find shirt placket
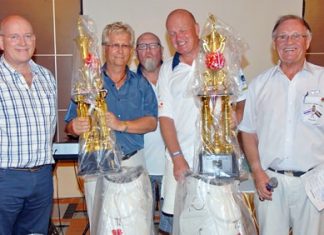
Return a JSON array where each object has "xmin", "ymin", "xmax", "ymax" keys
[{"xmin": 284, "ymin": 79, "xmax": 296, "ymax": 160}]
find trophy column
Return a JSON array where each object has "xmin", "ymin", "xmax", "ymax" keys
[
  {"xmin": 197, "ymin": 15, "xmax": 239, "ymax": 180},
  {"xmin": 198, "ymin": 94, "xmax": 239, "ymax": 179}
]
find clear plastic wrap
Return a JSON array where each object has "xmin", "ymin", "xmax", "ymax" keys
[
  {"xmin": 192, "ymin": 14, "xmax": 248, "ymax": 180},
  {"xmin": 173, "ymin": 14, "xmax": 257, "ymax": 235},
  {"xmin": 91, "ymin": 166, "xmax": 155, "ymax": 235},
  {"xmin": 72, "ymin": 15, "xmax": 121, "ymax": 176},
  {"xmin": 192, "ymin": 14, "xmax": 248, "ymax": 97},
  {"xmin": 173, "ymin": 173, "xmax": 257, "ymax": 235}
]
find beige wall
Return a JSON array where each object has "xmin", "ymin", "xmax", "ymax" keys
[
  {"xmin": 84, "ymin": 0, "xmax": 303, "ymax": 80},
  {"xmin": 304, "ymin": 0, "xmax": 324, "ymax": 66}
]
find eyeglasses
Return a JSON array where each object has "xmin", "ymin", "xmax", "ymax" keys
[
  {"xmin": 103, "ymin": 43, "xmax": 132, "ymax": 50},
  {"xmin": 0, "ymin": 33, "xmax": 35, "ymax": 44},
  {"xmin": 136, "ymin": 43, "xmax": 161, "ymax": 50},
  {"xmin": 274, "ymin": 32, "xmax": 308, "ymax": 42}
]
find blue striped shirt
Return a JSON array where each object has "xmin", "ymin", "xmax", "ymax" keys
[{"xmin": 0, "ymin": 56, "xmax": 57, "ymax": 168}]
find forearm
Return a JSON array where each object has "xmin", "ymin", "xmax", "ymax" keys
[
  {"xmin": 159, "ymin": 116, "xmax": 182, "ymax": 155},
  {"xmin": 65, "ymin": 121, "xmax": 78, "ymax": 136},
  {"xmin": 160, "ymin": 116, "xmax": 189, "ymax": 180},
  {"xmin": 123, "ymin": 116, "xmax": 157, "ymax": 134},
  {"xmin": 235, "ymin": 100, "xmax": 245, "ymax": 124},
  {"xmin": 242, "ymin": 131, "xmax": 273, "ymax": 200},
  {"xmin": 241, "ymin": 131, "xmax": 263, "ymax": 174}
]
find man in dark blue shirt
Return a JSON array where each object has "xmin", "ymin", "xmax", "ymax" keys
[
  {"xmin": 65, "ymin": 21, "xmax": 157, "ymax": 166},
  {"xmin": 64, "ymin": 21, "xmax": 158, "ymax": 225}
]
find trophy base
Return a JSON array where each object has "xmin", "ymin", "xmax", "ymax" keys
[
  {"xmin": 78, "ymin": 149, "xmax": 120, "ymax": 176},
  {"xmin": 198, "ymin": 152, "xmax": 239, "ymax": 179}
]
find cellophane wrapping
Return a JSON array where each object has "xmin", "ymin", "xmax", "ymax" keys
[
  {"xmin": 173, "ymin": 173, "xmax": 257, "ymax": 235},
  {"xmin": 91, "ymin": 166, "xmax": 155, "ymax": 235},
  {"xmin": 191, "ymin": 14, "xmax": 249, "ymax": 180},
  {"xmin": 173, "ymin": 14, "xmax": 256, "ymax": 235},
  {"xmin": 71, "ymin": 15, "xmax": 121, "ymax": 176}
]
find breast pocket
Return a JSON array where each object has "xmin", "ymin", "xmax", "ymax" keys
[
  {"xmin": 36, "ymin": 92, "xmax": 56, "ymax": 117},
  {"xmin": 301, "ymin": 91, "xmax": 323, "ymax": 126}
]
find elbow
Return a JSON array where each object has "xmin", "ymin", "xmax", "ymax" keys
[
  {"xmin": 151, "ymin": 117, "xmax": 158, "ymax": 131},
  {"xmin": 146, "ymin": 116, "xmax": 157, "ymax": 132}
]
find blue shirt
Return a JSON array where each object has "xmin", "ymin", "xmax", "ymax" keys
[
  {"xmin": 65, "ymin": 65, "xmax": 157, "ymax": 155},
  {"xmin": 0, "ymin": 56, "xmax": 57, "ymax": 168}
]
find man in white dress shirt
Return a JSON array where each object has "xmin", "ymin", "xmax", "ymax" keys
[{"xmin": 239, "ymin": 15, "xmax": 324, "ymax": 235}]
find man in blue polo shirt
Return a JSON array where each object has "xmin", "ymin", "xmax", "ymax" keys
[{"xmin": 64, "ymin": 21, "xmax": 157, "ymax": 225}]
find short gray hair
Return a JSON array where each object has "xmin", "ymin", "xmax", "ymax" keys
[
  {"xmin": 101, "ymin": 21, "xmax": 134, "ymax": 46},
  {"xmin": 272, "ymin": 15, "xmax": 312, "ymax": 39}
]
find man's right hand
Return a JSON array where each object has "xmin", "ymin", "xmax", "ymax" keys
[
  {"xmin": 71, "ymin": 117, "xmax": 90, "ymax": 136},
  {"xmin": 253, "ymin": 169, "xmax": 272, "ymax": 201},
  {"xmin": 172, "ymin": 156, "xmax": 190, "ymax": 181}
]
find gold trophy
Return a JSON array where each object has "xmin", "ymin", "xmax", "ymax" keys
[
  {"xmin": 72, "ymin": 16, "xmax": 118, "ymax": 175},
  {"xmin": 198, "ymin": 15, "xmax": 239, "ymax": 178},
  {"xmin": 174, "ymin": 15, "xmax": 257, "ymax": 235}
]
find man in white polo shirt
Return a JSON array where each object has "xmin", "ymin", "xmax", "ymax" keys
[{"xmin": 158, "ymin": 9, "xmax": 247, "ymax": 234}]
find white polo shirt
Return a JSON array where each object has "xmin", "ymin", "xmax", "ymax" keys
[
  {"xmin": 144, "ymin": 82, "xmax": 165, "ymax": 175},
  {"xmin": 157, "ymin": 56, "xmax": 199, "ymax": 166}
]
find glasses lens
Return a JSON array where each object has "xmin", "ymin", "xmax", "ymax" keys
[
  {"xmin": 137, "ymin": 43, "xmax": 160, "ymax": 50},
  {"xmin": 149, "ymin": 43, "xmax": 160, "ymax": 49},
  {"xmin": 276, "ymin": 33, "xmax": 307, "ymax": 41},
  {"xmin": 137, "ymin": 44, "xmax": 147, "ymax": 50}
]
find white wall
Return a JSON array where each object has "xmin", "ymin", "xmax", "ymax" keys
[{"xmin": 84, "ymin": 0, "xmax": 302, "ymax": 80}]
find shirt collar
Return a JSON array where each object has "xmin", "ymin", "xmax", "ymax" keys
[
  {"xmin": 0, "ymin": 55, "xmax": 39, "ymax": 80},
  {"xmin": 101, "ymin": 63, "xmax": 131, "ymax": 79},
  {"xmin": 275, "ymin": 60, "xmax": 314, "ymax": 76},
  {"xmin": 137, "ymin": 65, "xmax": 143, "ymax": 76},
  {"xmin": 303, "ymin": 61, "xmax": 315, "ymax": 75},
  {"xmin": 172, "ymin": 52, "xmax": 181, "ymax": 71}
]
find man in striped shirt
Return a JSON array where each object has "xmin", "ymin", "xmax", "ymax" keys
[{"xmin": 0, "ymin": 15, "xmax": 57, "ymax": 235}]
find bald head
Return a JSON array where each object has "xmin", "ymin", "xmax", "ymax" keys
[
  {"xmin": 165, "ymin": 9, "xmax": 199, "ymax": 62},
  {"xmin": 0, "ymin": 15, "xmax": 35, "ymax": 69},
  {"xmin": 136, "ymin": 32, "xmax": 162, "ymax": 75},
  {"xmin": 0, "ymin": 15, "xmax": 33, "ymax": 35},
  {"xmin": 136, "ymin": 32, "xmax": 161, "ymax": 46},
  {"xmin": 166, "ymin": 9, "xmax": 197, "ymax": 28}
]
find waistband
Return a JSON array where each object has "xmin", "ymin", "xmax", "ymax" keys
[
  {"xmin": 7, "ymin": 164, "xmax": 50, "ymax": 172},
  {"xmin": 122, "ymin": 150, "xmax": 138, "ymax": 161},
  {"xmin": 268, "ymin": 167, "xmax": 308, "ymax": 177}
]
